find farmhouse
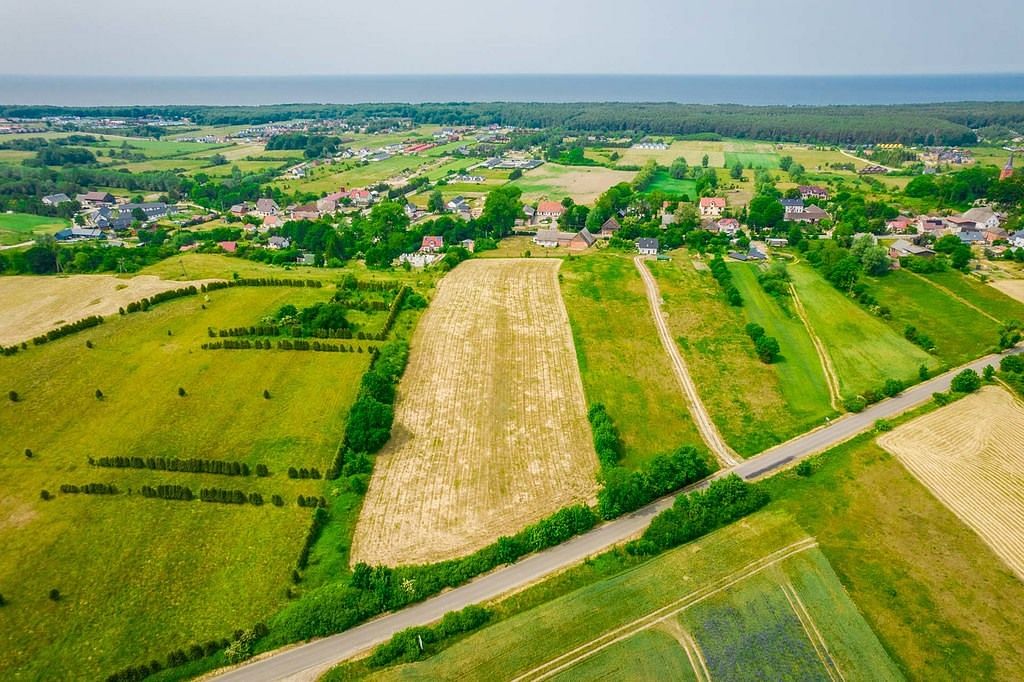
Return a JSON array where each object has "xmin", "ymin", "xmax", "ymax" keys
[
  {"xmin": 699, "ymin": 197, "xmax": 726, "ymax": 217},
  {"xmin": 958, "ymin": 230, "xmax": 986, "ymax": 245},
  {"xmin": 798, "ymin": 185, "xmax": 830, "ymax": 201},
  {"xmin": 316, "ymin": 197, "xmax": 338, "ymax": 214},
  {"xmin": 229, "ymin": 202, "xmax": 251, "ymax": 216},
  {"xmin": 785, "ymin": 204, "xmax": 830, "ymax": 224},
  {"xmin": 945, "ymin": 216, "xmax": 977, "ymax": 232},
  {"xmin": 1010, "ymin": 230, "xmax": 1024, "ymax": 248},
  {"xmin": 42, "ymin": 193, "xmax": 71, "ymax": 206},
  {"xmin": 886, "ymin": 216, "xmax": 915, "ymax": 233},
  {"xmin": 780, "ymin": 198, "xmax": 805, "ymax": 214},
  {"xmin": 76, "ymin": 191, "xmax": 115, "ymax": 207},
  {"xmin": 217, "ymin": 241, "xmax": 238, "ymax": 253},
  {"xmin": 446, "ymin": 196, "xmax": 468, "ymax": 212},
  {"xmin": 533, "ymin": 229, "xmax": 575, "ymax": 248},
  {"xmin": 961, "ymin": 206, "xmax": 1001, "ymax": 231},
  {"xmin": 421, "ymin": 235, "xmax": 444, "ymax": 252},
  {"xmin": 917, "ymin": 216, "xmax": 947, "ymax": 235},
  {"xmin": 569, "ymin": 228, "xmax": 597, "ymax": 251},
  {"xmin": 291, "ymin": 204, "xmax": 320, "ymax": 220},
  {"xmin": 636, "ymin": 237, "xmax": 659, "ymax": 255},
  {"xmin": 536, "ymin": 201, "xmax": 566, "ymax": 222},
  {"xmin": 55, "ymin": 226, "xmax": 104, "ymax": 241},
  {"xmin": 267, "ymin": 236, "xmax": 291, "ymax": 250},
  {"xmin": 349, "ymin": 189, "xmax": 373, "ymax": 206},
  {"xmin": 598, "ymin": 217, "xmax": 621, "ymax": 238},
  {"xmin": 254, "ymin": 198, "xmax": 280, "ymax": 217},
  {"xmin": 522, "ymin": 205, "xmax": 536, "ymax": 223},
  {"xmin": 461, "ymin": 238, "xmax": 475, "ymax": 252},
  {"xmin": 714, "ymin": 218, "xmax": 741, "ymax": 235},
  {"xmin": 889, "ymin": 239, "xmax": 935, "ymax": 260}
]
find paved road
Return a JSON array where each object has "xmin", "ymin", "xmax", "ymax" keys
[
  {"xmin": 634, "ymin": 256, "xmax": 739, "ymax": 467},
  {"xmin": 212, "ymin": 347, "xmax": 1019, "ymax": 682}
]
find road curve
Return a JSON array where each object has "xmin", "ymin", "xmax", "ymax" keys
[
  {"xmin": 211, "ymin": 347, "xmax": 1020, "ymax": 682},
  {"xmin": 634, "ymin": 256, "xmax": 740, "ymax": 467}
]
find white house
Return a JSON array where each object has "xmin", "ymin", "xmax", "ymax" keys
[{"xmin": 636, "ymin": 237, "xmax": 659, "ymax": 255}]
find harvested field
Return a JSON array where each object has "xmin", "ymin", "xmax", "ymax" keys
[
  {"xmin": 352, "ymin": 259, "xmax": 599, "ymax": 566},
  {"xmin": 878, "ymin": 386, "xmax": 1024, "ymax": 580},
  {"xmin": 990, "ymin": 278, "xmax": 1024, "ymax": 306},
  {"xmin": 512, "ymin": 164, "xmax": 636, "ymax": 204},
  {"xmin": 0, "ymin": 274, "xmax": 216, "ymax": 346}
]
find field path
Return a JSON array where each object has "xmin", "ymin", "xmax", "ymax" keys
[
  {"xmin": 634, "ymin": 256, "xmax": 739, "ymax": 466},
  {"xmin": 904, "ymin": 270, "xmax": 1002, "ymax": 324},
  {"xmin": 789, "ymin": 282, "xmax": 843, "ymax": 410},
  {"xmin": 837, "ymin": 148, "xmax": 895, "ymax": 171}
]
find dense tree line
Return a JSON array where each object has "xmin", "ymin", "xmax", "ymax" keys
[
  {"xmin": 597, "ymin": 446, "xmax": 712, "ymax": 519},
  {"xmin": 123, "ymin": 286, "xmax": 198, "ymax": 313},
  {"xmin": 59, "ymin": 483, "xmax": 117, "ymax": 495},
  {"xmin": 91, "ymin": 455, "xmax": 255, "ymax": 477},
  {"xmin": 140, "ymin": 484, "xmax": 194, "ymax": 501},
  {"xmin": 200, "ymin": 488, "xmax": 263, "ymax": 505},
  {"xmin": 265, "ymin": 133, "xmax": 342, "ymax": 158},
  {"xmin": 587, "ymin": 403, "xmax": 623, "ymax": 469},
  {"xmin": 709, "ymin": 256, "xmax": 743, "ymax": 306},
  {"xmin": 745, "ymin": 323, "xmax": 781, "ymax": 363},
  {"xmin": 202, "ymin": 277, "xmax": 322, "ymax": 290},
  {"xmin": 201, "ymin": 339, "xmax": 367, "ymax": 352},
  {"xmin": 626, "ymin": 475, "xmax": 769, "ymax": 555},
  {"xmin": 105, "ymin": 624, "xmax": 268, "ymax": 682},
  {"xmin": 296, "ymin": 507, "xmax": 329, "ymax": 571}
]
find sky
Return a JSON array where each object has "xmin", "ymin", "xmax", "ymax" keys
[{"xmin": 3, "ymin": 0, "xmax": 1023, "ymax": 76}]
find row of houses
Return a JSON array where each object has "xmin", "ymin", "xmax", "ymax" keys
[{"xmin": 886, "ymin": 206, "xmax": 1008, "ymax": 245}]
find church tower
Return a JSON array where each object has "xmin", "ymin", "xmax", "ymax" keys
[{"xmin": 1001, "ymin": 153, "xmax": 1015, "ymax": 181}]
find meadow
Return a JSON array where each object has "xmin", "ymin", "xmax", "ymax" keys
[
  {"xmin": 559, "ymin": 253, "xmax": 703, "ymax": 468},
  {"xmin": 922, "ymin": 270, "xmax": 1024, "ymax": 324},
  {"xmin": 0, "ymin": 284, "xmax": 373, "ymax": 679},
  {"xmin": 723, "ymin": 151, "xmax": 780, "ymax": 169},
  {"xmin": 788, "ymin": 263, "xmax": 935, "ymax": 396},
  {"xmin": 0, "ymin": 211, "xmax": 69, "ymax": 245},
  {"xmin": 647, "ymin": 256, "xmax": 831, "ymax": 456},
  {"xmin": 642, "ymin": 170, "xmax": 697, "ymax": 198}
]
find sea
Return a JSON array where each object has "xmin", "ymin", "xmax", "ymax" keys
[{"xmin": 1, "ymin": 74, "xmax": 1023, "ymax": 107}]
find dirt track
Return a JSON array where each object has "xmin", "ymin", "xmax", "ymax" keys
[
  {"xmin": 634, "ymin": 256, "xmax": 739, "ymax": 467},
  {"xmin": 789, "ymin": 282, "xmax": 842, "ymax": 411}
]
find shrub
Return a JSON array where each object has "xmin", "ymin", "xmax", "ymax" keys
[
  {"xmin": 919, "ymin": 363, "xmax": 930, "ymax": 381},
  {"xmin": 950, "ymin": 368, "xmax": 981, "ymax": 394},
  {"xmin": 1001, "ymin": 354, "xmax": 1024, "ymax": 374},
  {"xmin": 587, "ymin": 403, "xmax": 623, "ymax": 469},
  {"xmin": 795, "ymin": 460, "xmax": 813, "ymax": 477},
  {"xmin": 843, "ymin": 396, "xmax": 867, "ymax": 413},
  {"xmin": 882, "ymin": 378, "xmax": 904, "ymax": 397},
  {"xmin": 597, "ymin": 446, "xmax": 710, "ymax": 519},
  {"xmin": 263, "ymin": 389, "xmax": 271, "ymax": 399},
  {"xmin": 49, "ymin": 588, "xmax": 60, "ymax": 601},
  {"xmin": 177, "ymin": 387, "xmax": 186, "ymax": 397},
  {"xmin": 95, "ymin": 388, "xmax": 104, "ymax": 400},
  {"xmin": 40, "ymin": 489, "xmax": 52, "ymax": 500},
  {"xmin": 933, "ymin": 391, "xmax": 952, "ymax": 406},
  {"xmin": 754, "ymin": 335, "xmax": 780, "ymax": 363},
  {"xmin": 8, "ymin": 390, "xmax": 18, "ymax": 402},
  {"xmin": 24, "ymin": 448, "xmax": 33, "ymax": 458},
  {"xmin": 875, "ymin": 419, "xmax": 894, "ymax": 432},
  {"xmin": 368, "ymin": 605, "xmax": 492, "ymax": 667}
]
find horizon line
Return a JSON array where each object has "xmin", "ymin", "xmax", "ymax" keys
[{"xmin": 2, "ymin": 71, "xmax": 1024, "ymax": 79}]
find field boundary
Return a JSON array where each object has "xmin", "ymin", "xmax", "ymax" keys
[
  {"xmin": 904, "ymin": 270, "xmax": 1002, "ymax": 325},
  {"xmin": 781, "ymin": 579, "xmax": 845, "ymax": 682},
  {"xmin": 789, "ymin": 281, "xmax": 842, "ymax": 410},
  {"xmin": 513, "ymin": 537, "xmax": 818, "ymax": 681},
  {"xmin": 634, "ymin": 256, "xmax": 739, "ymax": 466},
  {"xmin": 659, "ymin": 619, "xmax": 711, "ymax": 682}
]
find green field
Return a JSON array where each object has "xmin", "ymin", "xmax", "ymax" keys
[
  {"xmin": 865, "ymin": 269, "xmax": 1000, "ymax": 366},
  {"xmin": 789, "ymin": 264, "xmax": 935, "ymax": 396},
  {"xmin": 560, "ymin": 253, "xmax": 702, "ymax": 468},
  {"xmin": 647, "ymin": 256, "xmax": 830, "ymax": 456},
  {"xmin": 274, "ymin": 155, "xmax": 424, "ymax": 194},
  {"xmin": 0, "ymin": 211, "xmax": 70, "ymax": 245},
  {"xmin": 642, "ymin": 170, "xmax": 697, "ymax": 198},
  {"xmin": 549, "ymin": 628, "xmax": 698, "ymax": 682},
  {"xmin": 724, "ymin": 151, "xmax": 781, "ymax": 169},
  {"xmin": 0, "ymin": 284, "xmax": 374, "ymax": 678},
  {"xmin": 924, "ymin": 270, "xmax": 1024, "ymax": 323}
]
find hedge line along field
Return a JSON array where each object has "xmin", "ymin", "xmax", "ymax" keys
[
  {"xmin": 645, "ymin": 256, "xmax": 828, "ymax": 456},
  {"xmin": 864, "ymin": 269, "xmax": 1001, "ymax": 366},
  {"xmin": 0, "ymin": 274, "xmax": 219, "ymax": 347},
  {"xmin": 559, "ymin": 253, "xmax": 703, "ymax": 468},
  {"xmin": 352, "ymin": 259, "xmax": 599, "ymax": 567},
  {"xmin": 788, "ymin": 263, "xmax": 934, "ymax": 397},
  {"xmin": 359, "ymin": 511, "xmax": 899, "ymax": 681},
  {"xmin": 878, "ymin": 386, "xmax": 1024, "ymax": 580},
  {"xmin": 0, "ymin": 285, "xmax": 372, "ymax": 679}
]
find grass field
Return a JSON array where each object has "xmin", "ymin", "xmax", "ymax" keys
[
  {"xmin": 788, "ymin": 264, "xmax": 935, "ymax": 396},
  {"xmin": 511, "ymin": 163, "xmax": 636, "ymax": 204},
  {"xmin": 646, "ymin": 256, "xmax": 831, "ymax": 456},
  {"xmin": 990, "ymin": 277, "xmax": 1024, "ymax": 305},
  {"xmin": 559, "ymin": 253, "xmax": 703, "ymax": 468},
  {"xmin": 614, "ymin": 140, "xmax": 726, "ymax": 168},
  {"xmin": 878, "ymin": 386, "xmax": 1024, "ymax": 580},
  {"xmin": 724, "ymin": 151, "xmax": 781, "ymax": 169},
  {"xmin": 642, "ymin": 170, "xmax": 697, "ymax": 198},
  {"xmin": 548, "ymin": 628, "xmax": 698, "ymax": 682},
  {"xmin": 923, "ymin": 270, "xmax": 1024, "ymax": 324},
  {"xmin": 0, "ymin": 211, "xmax": 69, "ymax": 245},
  {"xmin": 274, "ymin": 155, "xmax": 425, "ymax": 194},
  {"xmin": 865, "ymin": 269, "xmax": 1000, "ymax": 366},
  {"xmin": 352, "ymin": 259, "xmax": 599, "ymax": 566},
  {"xmin": 0, "ymin": 285, "xmax": 372, "ymax": 679}
]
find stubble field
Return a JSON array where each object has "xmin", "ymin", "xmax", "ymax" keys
[
  {"xmin": 352, "ymin": 259, "xmax": 599, "ymax": 566},
  {"xmin": 878, "ymin": 386, "xmax": 1024, "ymax": 580}
]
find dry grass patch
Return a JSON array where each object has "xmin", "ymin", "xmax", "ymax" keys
[
  {"xmin": 352, "ymin": 259, "xmax": 599, "ymax": 566},
  {"xmin": 513, "ymin": 164, "xmax": 636, "ymax": 204},
  {"xmin": 0, "ymin": 274, "xmax": 217, "ymax": 346},
  {"xmin": 878, "ymin": 386, "xmax": 1024, "ymax": 580},
  {"xmin": 990, "ymin": 278, "xmax": 1024, "ymax": 306}
]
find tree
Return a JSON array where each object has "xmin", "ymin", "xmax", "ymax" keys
[
  {"xmin": 950, "ymin": 368, "xmax": 981, "ymax": 393},
  {"xmin": 882, "ymin": 378, "xmax": 904, "ymax": 397},
  {"xmin": 478, "ymin": 185, "xmax": 523, "ymax": 238},
  {"xmin": 983, "ymin": 364, "xmax": 996, "ymax": 381},
  {"xmin": 918, "ymin": 363, "xmax": 929, "ymax": 381},
  {"xmin": 263, "ymin": 389, "xmax": 271, "ymax": 399},
  {"xmin": 754, "ymin": 335, "xmax": 781, "ymax": 363},
  {"xmin": 95, "ymin": 389, "xmax": 104, "ymax": 400},
  {"xmin": 508, "ymin": 168, "xmax": 523, "ymax": 180},
  {"xmin": 778, "ymin": 155, "xmax": 794, "ymax": 171},
  {"xmin": 131, "ymin": 207, "xmax": 147, "ymax": 222},
  {"xmin": 730, "ymin": 162, "xmax": 744, "ymax": 180},
  {"xmin": 427, "ymin": 190, "xmax": 445, "ymax": 214},
  {"xmin": 40, "ymin": 490, "xmax": 51, "ymax": 500},
  {"xmin": 48, "ymin": 588, "xmax": 60, "ymax": 601},
  {"xmin": 701, "ymin": 154, "xmax": 709, "ymax": 168},
  {"xmin": 8, "ymin": 390, "xmax": 17, "ymax": 402},
  {"xmin": 178, "ymin": 387, "xmax": 187, "ymax": 397},
  {"xmin": 950, "ymin": 245, "xmax": 972, "ymax": 271},
  {"xmin": 669, "ymin": 157, "xmax": 689, "ymax": 180},
  {"xmin": 747, "ymin": 195, "xmax": 785, "ymax": 229}
]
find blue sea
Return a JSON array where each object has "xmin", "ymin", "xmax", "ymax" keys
[{"xmin": 1, "ymin": 74, "xmax": 1023, "ymax": 107}]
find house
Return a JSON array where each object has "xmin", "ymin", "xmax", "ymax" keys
[
  {"xmin": 798, "ymin": 185, "xmax": 829, "ymax": 201},
  {"xmin": 255, "ymin": 198, "xmax": 279, "ymax": 217},
  {"xmin": 398, "ymin": 252, "xmax": 443, "ymax": 268},
  {"xmin": 748, "ymin": 246, "xmax": 768, "ymax": 260},
  {"xmin": 291, "ymin": 204, "xmax": 320, "ymax": 221},
  {"xmin": 76, "ymin": 191, "xmax": 116, "ymax": 207},
  {"xmin": 945, "ymin": 216, "xmax": 977, "ymax": 232},
  {"xmin": 598, "ymin": 217, "xmax": 621, "ymax": 239},
  {"xmin": 569, "ymin": 228, "xmax": 597, "ymax": 251},
  {"xmin": 780, "ymin": 198, "xmax": 805, "ymax": 214},
  {"xmin": 958, "ymin": 230, "xmax": 985, "ymax": 245},
  {"xmin": 42, "ymin": 193, "xmax": 71, "ymax": 206},
  {"xmin": 1010, "ymin": 230, "xmax": 1024, "ymax": 248},
  {"xmin": 536, "ymin": 201, "xmax": 566, "ymax": 222},
  {"xmin": 985, "ymin": 227, "xmax": 1008, "ymax": 244},
  {"xmin": 55, "ymin": 226, "xmax": 104, "ymax": 241},
  {"xmin": 699, "ymin": 197, "xmax": 726, "ymax": 218},
  {"xmin": 421, "ymin": 235, "xmax": 444, "ymax": 253},
  {"xmin": 917, "ymin": 216, "xmax": 946, "ymax": 235},
  {"xmin": 461, "ymin": 239, "xmax": 475, "ymax": 253},
  {"xmin": 533, "ymin": 229, "xmax": 576, "ymax": 248},
  {"xmin": 785, "ymin": 204, "xmax": 830, "ymax": 224},
  {"xmin": 636, "ymin": 237, "xmax": 659, "ymax": 255},
  {"xmin": 268, "ymin": 236, "xmax": 291, "ymax": 250},
  {"xmin": 349, "ymin": 189, "xmax": 373, "ymax": 206},
  {"xmin": 886, "ymin": 216, "xmax": 915, "ymax": 234},
  {"xmin": 766, "ymin": 237, "xmax": 789, "ymax": 248},
  {"xmin": 522, "ymin": 205, "xmax": 536, "ymax": 223},
  {"xmin": 446, "ymin": 196, "xmax": 468, "ymax": 212},
  {"xmin": 218, "ymin": 241, "xmax": 238, "ymax": 253},
  {"xmin": 715, "ymin": 218, "xmax": 741, "ymax": 236},
  {"xmin": 961, "ymin": 206, "xmax": 1000, "ymax": 231},
  {"xmin": 229, "ymin": 203, "xmax": 251, "ymax": 217},
  {"xmin": 888, "ymin": 239, "xmax": 935, "ymax": 261},
  {"xmin": 110, "ymin": 214, "xmax": 133, "ymax": 232},
  {"xmin": 262, "ymin": 214, "xmax": 283, "ymax": 229},
  {"xmin": 316, "ymin": 197, "xmax": 338, "ymax": 214}
]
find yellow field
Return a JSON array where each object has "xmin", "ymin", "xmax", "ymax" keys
[
  {"xmin": 0, "ymin": 274, "xmax": 217, "ymax": 346},
  {"xmin": 352, "ymin": 259, "xmax": 599, "ymax": 566},
  {"xmin": 878, "ymin": 386, "xmax": 1024, "ymax": 580}
]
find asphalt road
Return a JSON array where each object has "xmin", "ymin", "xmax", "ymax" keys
[{"xmin": 212, "ymin": 347, "xmax": 1019, "ymax": 682}]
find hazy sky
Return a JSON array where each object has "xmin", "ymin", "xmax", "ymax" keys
[{"xmin": 4, "ymin": 0, "xmax": 1023, "ymax": 76}]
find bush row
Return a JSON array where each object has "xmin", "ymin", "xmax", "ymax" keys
[
  {"xmin": 141, "ymin": 484, "xmax": 194, "ymax": 501},
  {"xmin": 903, "ymin": 324, "xmax": 936, "ymax": 353},
  {"xmin": 202, "ymin": 278, "xmax": 322, "ymax": 291},
  {"xmin": 1, "ymin": 316, "xmax": 105, "ymax": 354},
  {"xmin": 105, "ymin": 624, "xmax": 269, "ymax": 682},
  {"xmin": 597, "ymin": 446, "xmax": 712, "ymax": 519},
  {"xmin": 122, "ymin": 286, "xmax": 199, "ymax": 315},
  {"xmin": 296, "ymin": 507, "xmax": 328, "ymax": 571},
  {"xmin": 200, "ymin": 488, "xmax": 263, "ymax": 505},
  {"xmin": 287, "ymin": 467, "xmax": 322, "ymax": 479},
  {"xmin": 297, "ymin": 495, "xmax": 328, "ymax": 508},
  {"xmin": 210, "ymin": 325, "xmax": 384, "ymax": 341},
  {"xmin": 709, "ymin": 256, "xmax": 742, "ymax": 306},
  {"xmin": 745, "ymin": 323, "xmax": 780, "ymax": 363},
  {"xmin": 59, "ymin": 483, "xmax": 117, "ymax": 495},
  {"xmin": 587, "ymin": 403, "xmax": 622, "ymax": 469},
  {"xmin": 379, "ymin": 286, "xmax": 410, "ymax": 339},
  {"xmin": 626, "ymin": 474, "xmax": 770, "ymax": 555},
  {"xmin": 367, "ymin": 605, "xmax": 493, "ymax": 668},
  {"xmin": 91, "ymin": 455, "xmax": 257, "ymax": 477},
  {"xmin": 202, "ymin": 339, "xmax": 370, "ymax": 353}
]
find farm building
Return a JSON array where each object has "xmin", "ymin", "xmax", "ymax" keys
[
  {"xmin": 267, "ymin": 236, "xmax": 291, "ymax": 250},
  {"xmin": 291, "ymin": 204, "xmax": 320, "ymax": 220},
  {"xmin": 536, "ymin": 201, "xmax": 566, "ymax": 222},
  {"xmin": 888, "ymin": 239, "xmax": 935, "ymax": 260},
  {"xmin": 766, "ymin": 237, "xmax": 789, "ymax": 248},
  {"xmin": 218, "ymin": 241, "xmax": 238, "ymax": 253},
  {"xmin": 780, "ymin": 198, "xmax": 805, "ymax": 214},
  {"xmin": 533, "ymin": 229, "xmax": 575, "ymax": 248},
  {"xmin": 961, "ymin": 206, "xmax": 1001, "ymax": 230},
  {"xmin": 636, "ymin": 237, "xmax": 659, "ymax": 255},
  {"xmin": 42, "ymin": 193, "xmax": 72, "ymax": 206},
  {"xmin": 598, "ymin": 217, "xmax": 621, "ymax": 238},
  {"xmin": 569, "ymin": 228, "xmax": 597, "ymax": 251},
  {"xmin": 461, "ymin": 239, "xmax": 475, "ymax": 252},
  {"xmin": 699, "ymin": 197, "xmax": 726, "ymax": 217},
  {"xmin": 785, "ymin": 205, "xmax": 830, "ymax": 224},
  {"xmin": 76, "ymin": 191, "xmax": 116, "ymax": 207}
]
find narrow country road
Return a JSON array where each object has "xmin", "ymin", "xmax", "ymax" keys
[
  {"xmin": 210, "ymin": 347, "xmax": 1020, "ymax": 682},
  {"xmin": 633, "ymin": 256, "xmax": 740, "ymax": 467}
]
